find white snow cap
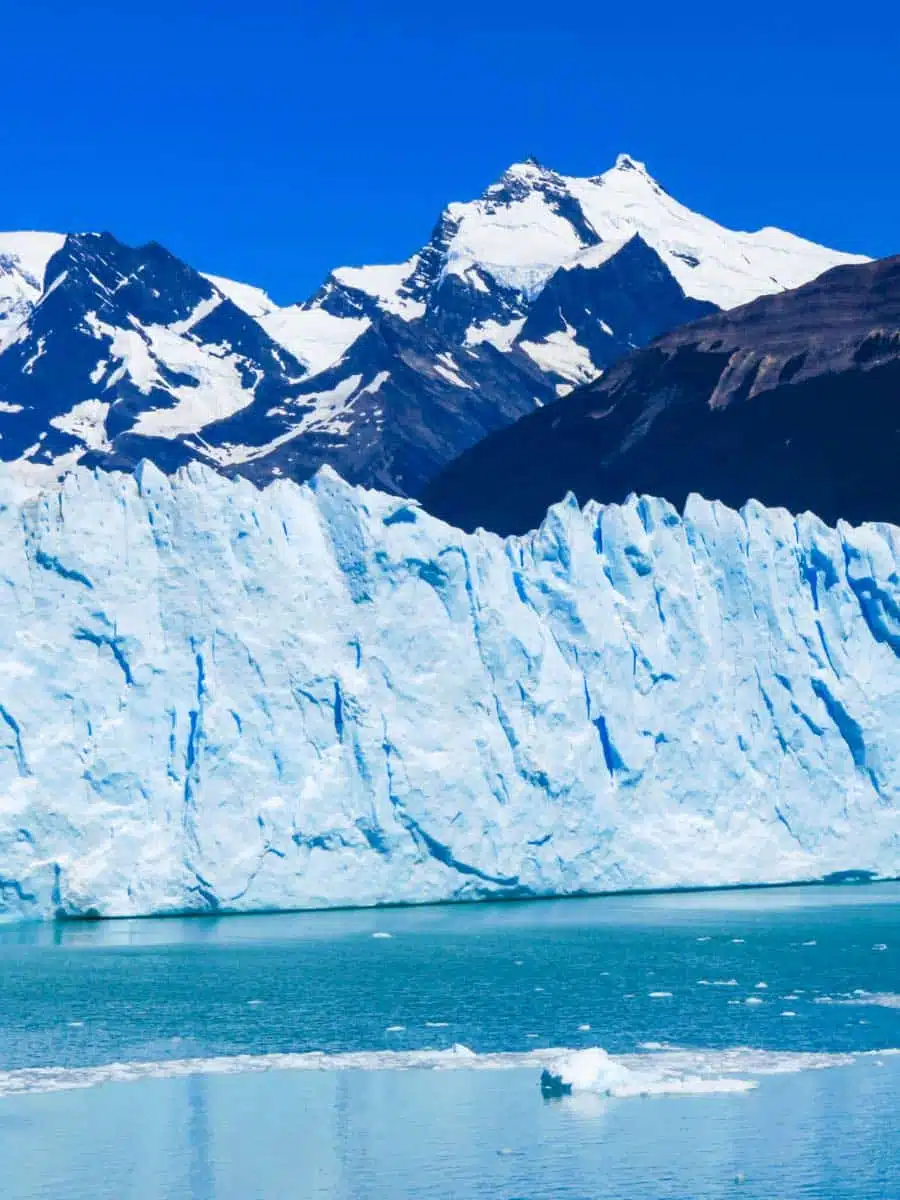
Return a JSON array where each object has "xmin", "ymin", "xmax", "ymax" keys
[{"xmin": 437, "ymin": 153, "xmax": 867, "ymax": 308}]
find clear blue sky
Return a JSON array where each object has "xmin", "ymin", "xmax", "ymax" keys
[{"xmin": 2, "ymin": 0, "xmax": 897, "ymax": 303}]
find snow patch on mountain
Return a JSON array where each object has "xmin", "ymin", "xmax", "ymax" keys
[
  {"xmin": 331, "ymin": 260, "xmax": 426, "ymax": 320},
  {"xmin": 49, "ymin": 399, "xmax": 111, "ymax": 451},
  {"xmin": 0, "ymin": 231, "xmax": 66, "ymax": 344},
  {"xmin": 464, "ymin": 317, "xmax": 527, "ymax": 350},
  {"xmin": 202, "ymin": 273, "xmax": 276, "ymax": 318},
  {"xmin": 1, "ymin": 463, "xmax": 898, "ymax": 922},
  {"xmin": 519, "ymin": 322, "xmax": 597, "ymax": 385},
  {"xmin": 259, "ymin": 306, "xmax": 370, "ymax": 375},
  {"xmin": 81, "ymin": 311, "xmax": 260, "ymax": 438}
]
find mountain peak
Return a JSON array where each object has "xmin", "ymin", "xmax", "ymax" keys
[
  {"xmin": 498, "ymin": 157, "xmax": 558, "ymax": 185},
  {"xmin": 613, "ymin": 153, "xmax": 650, "ymax": 174}
]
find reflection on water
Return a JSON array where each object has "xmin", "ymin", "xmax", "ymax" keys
[
  {"xmin": 187, "ymin": 1076, "xmax": 212, "ymax": 1200},
  {"xmin": 2, "ymin": 886, "xmax": 898, "ymax": 1197},
  {"xmin": 3, "ymin": 1058, "xmax": 900, "ymax": 1200}
]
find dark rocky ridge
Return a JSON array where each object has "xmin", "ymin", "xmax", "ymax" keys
[{"xmin": 422, "ymin": 256, "xmax": 900, "ymax": 535}]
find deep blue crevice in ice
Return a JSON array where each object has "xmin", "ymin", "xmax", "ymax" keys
[
  {"xmin": 0, "ymin": 705, "xmax": 29, "ymax": 776},
  {"xmin": 810, "ymin": 678, "xmax": 872, "ymax": 782},
  {"xmin": 757, "ymin": 680, "xmax": 789, "ymax": 754},
  {"xmin": 186, "ymin": 879, "xmax": 219, "ymax": 910},
  {"xmin": 383, "ymin": 505, "xmax": 418, "ymax": 527},
  {"xmin": 185, "ymin": 712, "xmax": 200, "ymax": 772},
  {"xmin": 0, "ymin": 878, "xmax": 36, "ymax": 905},
  {"xmin": 34, "ymin": 550, "xmax": 93, "ymax": 589},
  {"xmin": 842, "ymin": 553, "xmax": 900, "ymax": 661},
  {"xmin": 774, "ymin": 805, "xmax": 798, "ymax": 841},
  {"xmin": 292, "ymin": 830, "xmax": 350, "ymax": 851},
  {"xmin": 355, "ymin": 817, "xmax": 390, "ymax": 855},
  {"xmin": 593, "ymin": 714, "xmax": 625, "ymax": 775},
  {"xmin": 73, "ymin": 628, "xmax": 134, "ymax": 685}
]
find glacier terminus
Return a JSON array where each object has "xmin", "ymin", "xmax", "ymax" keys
[{"xmin": 1, "ymin": 463, "xmax": 899, "ymax": 921}]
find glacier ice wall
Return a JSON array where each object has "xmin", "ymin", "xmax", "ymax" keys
[{"xmin": 1, "ymin": 463, "xmax": 899, "ymax": 921}]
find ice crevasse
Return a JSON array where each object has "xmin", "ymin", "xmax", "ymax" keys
[{"xmin": 1, "ymin": 462, "xmax": 899, "ymax": 921}]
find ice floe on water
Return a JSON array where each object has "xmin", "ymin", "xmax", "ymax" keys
[
  {"xmin": 815, "ymin": 992, "xmax": 900, "ymax": 1010},
  {"xmin": 0, "ymin": 1045, "xmax": 894, "ymax": 1101},
  {"xmin": 540, "ymin": 1049, "xmax": 756, "ymax": 1098}
]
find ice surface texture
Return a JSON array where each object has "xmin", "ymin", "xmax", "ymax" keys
[{"xmin": 1, "ymin": 463, "xmax": 898, "ymax": 920}]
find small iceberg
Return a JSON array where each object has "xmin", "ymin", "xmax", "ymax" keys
[{"xmin": 539, "ymin": 1048, "xmax": 756, "ymax": 1100}]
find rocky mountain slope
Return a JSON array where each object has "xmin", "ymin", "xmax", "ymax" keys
[
  {"xmin": 424, "ymin": 255, "xmax": 900, "ymax": 535},
  {"xmin": 0, "ymin": 158, "xmax": 865, "ymax": 496}
]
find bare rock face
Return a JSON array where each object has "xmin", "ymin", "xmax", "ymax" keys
[{"xmin": 423, "ymin": 256, "xmax": 900, "ymax": 536}]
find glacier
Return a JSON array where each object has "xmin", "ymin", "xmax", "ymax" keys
[{"xmin": 1, "ymin": 462, "xmax": 899, "ymax": 922}]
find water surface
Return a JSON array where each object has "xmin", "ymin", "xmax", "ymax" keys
[{"xmin": 1, "ymin": 885, "xmax": 898, "ymax": 1198}]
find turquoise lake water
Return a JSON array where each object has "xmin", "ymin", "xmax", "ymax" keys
[{"xmin": 1, "ymin": 885, "xmax": 898, "ymax": 1198}]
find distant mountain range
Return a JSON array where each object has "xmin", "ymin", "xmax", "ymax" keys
[
  {"xmin": 424, "ymin": 255, "xmax": 900, "ymax": 534},
  {"xmin": 0, "ymin": 156, "xmax": 865, "ymax": 495}
]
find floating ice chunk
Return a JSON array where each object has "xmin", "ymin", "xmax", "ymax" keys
[
  {"xmin": 755, "ymin": 982, "xmax": 768, "ymax": 990},
  {"xmin": 802, "ymin": 941, "xmax": 817, "ymax": 947},
  {"xmin": 698, "ymin": 979, "xmax": 738, "ymax": 987},
  {"xmin": 0, "ymin": 1045, "xmax": 876, "ymax": 1099},
  {"xmin": 425, "ymin": 1021, "xmax": 449, "ymax": 1028},
  {"xmin": 745, "ymin": 997, "xmax": 764, "ymax": 1006},
  {"xmin": 372, "ymin": 932, "xmax": 393, "ymax": 940},
  {"xmin": 815, "ymin": 993, "xmax": 900, "ymax": 1010},
  {"xmin": 649, "ymin": 991, "xmax": 673, "ymax": 999},
  {"xmin": 540, "ymin": 1047, "xmax": 756, "ymax": 1099},
  {"xmin": 385, "ymin": 1025, "xmax": 406, "ymax": 1033},
  {"xmin": 781, "ymin": 1011, "xmax": 797, "ymax": 1017},
  {"xmin": 873, "ymin": 944, "xmax": 888, "ymax": 952},
  {"xmin": 578, "ymin": 1024, "xmax": 591, "ymax": 1032},
  {"xmin": 696, "ymin": 937, "xmax": 712, "ymax": 943},
  {"xmin": 247, "ymin": 999, "xmax": 264, "ymax": 1007},
  {"xmin": 731, "ymin": 939, "xmax": 746, "ymax": 945}
]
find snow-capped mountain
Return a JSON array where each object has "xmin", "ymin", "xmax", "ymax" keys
[
  {"xmin": 0, "ymin": 157, "xmax": 866, "ymax": 496},
  {"xmin": 425, "ymin": 254, "xmax": 900, "ymax": 536},
  {"xmin": 2, "ymin": 463, "xmax": 899, "ymax": 921}
]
